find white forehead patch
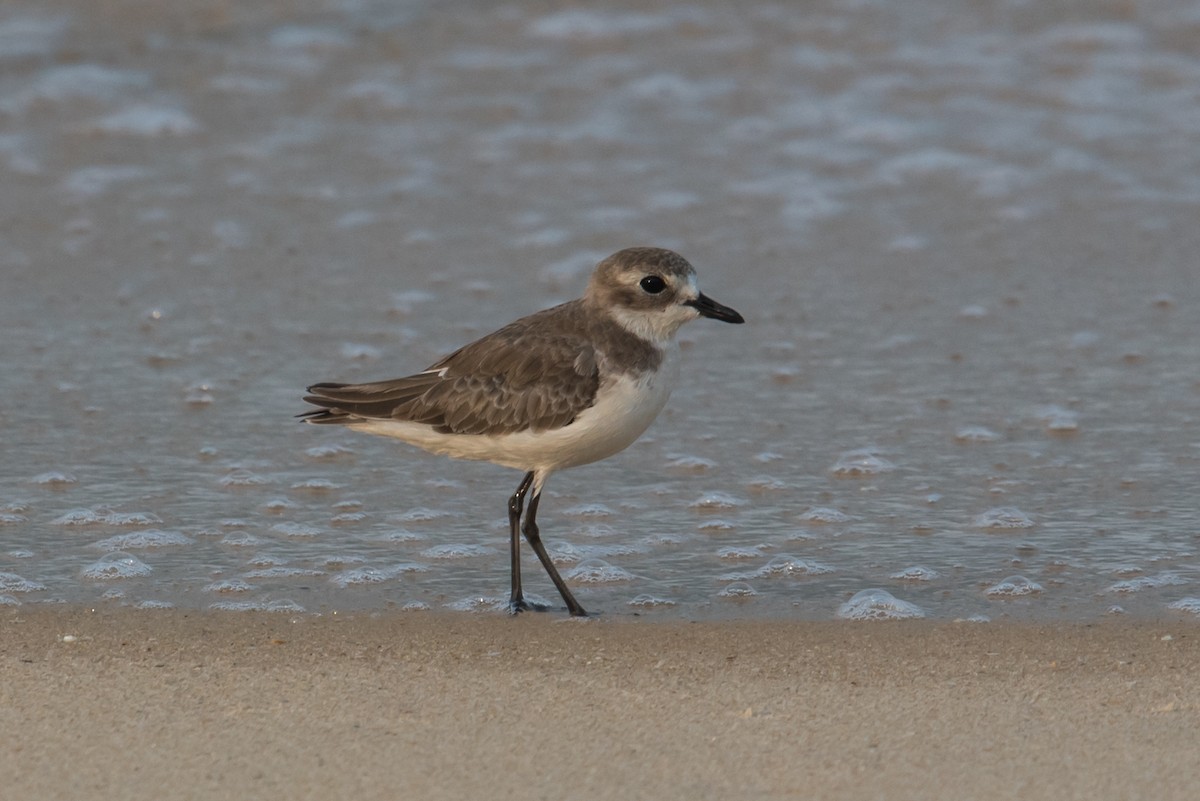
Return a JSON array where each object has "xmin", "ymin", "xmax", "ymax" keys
[{"xmin": 682, "ymin": 273, "xmax": 699, "ymax": 301}]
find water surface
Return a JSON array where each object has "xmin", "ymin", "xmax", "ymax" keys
[{"xmin": 2, "ymin": 0, "xmax": 1199, "ymax": 620}]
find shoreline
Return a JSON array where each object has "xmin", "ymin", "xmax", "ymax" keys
[{"xmin": 3, "ymin": 609, "xmax": 1198, "ymax": 800}]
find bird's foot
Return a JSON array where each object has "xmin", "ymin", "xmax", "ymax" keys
[{"xmin": 506, "ymin": 597, "xmax": 551, "ymax": 615}]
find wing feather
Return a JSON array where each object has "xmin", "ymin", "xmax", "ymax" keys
[{"xmin": 302, "ymin": 301, "xmax": 601, "ymax": 435}]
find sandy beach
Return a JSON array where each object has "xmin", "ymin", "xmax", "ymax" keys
[{"xmin": 2, "ymin": 609, "xmax": 1197, "ymax": 801}]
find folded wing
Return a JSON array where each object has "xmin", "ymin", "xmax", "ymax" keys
[{"xmin": 301, "ymin": 304, "xmax": 600, "ymax": 436}]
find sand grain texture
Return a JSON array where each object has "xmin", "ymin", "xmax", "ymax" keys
[{"xmin": 2, "ymin": 610, "xmax": 1197, "ymax": 800}]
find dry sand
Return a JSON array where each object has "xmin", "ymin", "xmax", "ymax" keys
[{"xmin": 2, "ymin": 609, "xmax": 1197, "ymax": 801}]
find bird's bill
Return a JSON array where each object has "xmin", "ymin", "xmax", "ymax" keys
[{"xmin": 685, "ymin": 293, "xmax": 745, "ymax": 324}]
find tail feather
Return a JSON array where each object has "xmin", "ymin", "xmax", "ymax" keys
[{"xmin": 300, "ymin": 374, "xmax": 443, "ymax": 424}]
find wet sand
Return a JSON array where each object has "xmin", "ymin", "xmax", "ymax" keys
[{"xmin": 3, "ymin": 609, "xmax": 1197, "ymax": 800}]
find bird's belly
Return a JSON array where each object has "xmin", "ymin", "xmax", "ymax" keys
[{"xmin": 543, "ymin": 365, "xmax": 675, "ymax": 470}]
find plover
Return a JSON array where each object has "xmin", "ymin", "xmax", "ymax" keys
[{"xmin": 301, "ymin": 247, "xmax": 743, "ymax": 616}]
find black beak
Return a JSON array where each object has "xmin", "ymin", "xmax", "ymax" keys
[{"xmin": 686, "ymin": 292, "xmax": 745, "ymax": 324}]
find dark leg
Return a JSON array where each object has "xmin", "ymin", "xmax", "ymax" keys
[
  {"xmin": 506, "ymin": 471, "xmax": 535, "ymax": 614},
  {"xmin": 523, "ymin": 491, "xmax": 588, "ymax": 617}
]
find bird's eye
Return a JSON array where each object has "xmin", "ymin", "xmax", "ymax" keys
[{"xmin": 639, "ymin": 275, "xmax": 666, "ymax": 294}]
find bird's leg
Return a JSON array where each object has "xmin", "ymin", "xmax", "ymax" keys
[
  {"xmin": 523, "ymin": 491, "xmax": 588, "ymax": 617},
  {"xmin": 506, "ymin": 471, "xmax": 535, "ymax": 614}
]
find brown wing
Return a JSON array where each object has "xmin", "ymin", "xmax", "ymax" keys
[{"xmin": 302, "ymin": 301, "xmax": 600, "ymax": 435}]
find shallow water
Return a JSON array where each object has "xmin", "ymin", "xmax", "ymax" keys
[{"xmin": 3, "ymin": 0, "xmax": 1199, "ymax": 620}]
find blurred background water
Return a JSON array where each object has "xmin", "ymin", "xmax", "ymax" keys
[{"xmin": 2, "ymin": 0, "xmax": 1199, "ymax": 620}]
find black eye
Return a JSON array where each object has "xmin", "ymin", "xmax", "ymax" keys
[{"xmin": 639, "ymin": 275, "xmax": 666, "ymax": 294}]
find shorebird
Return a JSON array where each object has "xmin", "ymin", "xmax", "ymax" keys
[{"xmin": 301, "ymin": 247, "xmax": 744, "ymax": 616}]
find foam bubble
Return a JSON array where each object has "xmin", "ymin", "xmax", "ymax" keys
[
  {"xmin": 1033, "ymin": 404, "xmax": 1080, "ymax": 434},
  {"xmin": 547, "ymin": 542, "xmax": 584, "ymax": 564},
  {"xmin": 745, "ymin": 476, "xmax": 788, "ymax": 492},
  {"xmin": 5, "ymin": 64, "xmax": 147, "ymax": 110},
  {"xmin": 890, "ymin": 565, "xmax": 940, "ymax": 582},
  {"xmin": 391, "ymin": 508, "xmax": 452, "ymax": 525},
  {"xmin": 955, "ymin": 426, "xmax": 1000, "ymax": 443},
  {"xmin": 269, "ymin": 522, "xmax": 322, "ymax": 539},
  {"xmin": 972, "ymin": 507, "xmax": 1035, "ymax": 529},
  {"xmin": 304, "ymin": 443, "xmax": 357, "ymax": 460},
  {"xmin": 220, "ymin": 532, "xmax": 265, "ymax": 548},
  {"xmin": 372, "ymin": 529, "xmax": 426, "ymax": 544},
  {"xmin": 209, "ymin": 599, "xmax": 305, "ymax": 613},
  {"xmin": 689, "ymin": 491, "xmax": 745, "ymax": 511},
  {"xmin": 798, "ymin": 507, "xmax": 852, "ymax": 524},
  {"xmin": 665, "ymin": 454, "xmax": 717, "ymax": 473},
  {"xmin": 49, "ymin": 510, "xmax": 97, "ymax": 527},
  {"xmin": 717, "ymin": 545, "xmax": 768, "ymax": 560},
  {"xmin": 837, "ymin": 589, "xmax": 926, "ymax": 620},
  {"xmin": 1167, "ymin": 598, "xmax": 1200, "ymax": 616},
  {"xmin": 108, "ymin": 512, "xmax": 162, "ymax": 526},
  {"xmin": 62, "ymin": 165, "xmax": 149, "ymax": 197},
  {"xmin": 245, "ymin": 554, "xmax": 287, "ymax": 568},
  {"xmin": 1105, "ymin": 572, "xmax": 1187, "ymax": 593},
  {"xmin": 203, "ymin": 579, "xmax": 256, "ymax": 594},
  {"xmin": 528, "ymin": 10, "xmax": 675, "ymax": 40},
  {"xmin": 86, "ymin": 105, "xmax": 201, "ymax": 137},
  {"xmin": 92, "ymin": 530, "xmax": 193, "ymax": 551},
  {"xmin": 752, "ymin": 555, "xmax": 835, "ymax": 578},
  {"xmin": 29, "ymin": 470, "xmax": 77, "ymax": 485},
  {"xmin": 338, "ymin": 343, "xmax": 380, "ymax": 361},
  {"xmin": 388, "ymin": 289, "xmax": 436, "ymax": 316},
  {"xmin": 984, "ymin": 575, "xmax": 1044, "ymax": 597},
  {"xmin": 420, "ymin": 543, "xmax": 494, "ymax": 559},
  {"xmin": 241, "ymin": 567, "xmax": 326, "ymax": 579},
  {"xmin": 184, "ymin": 382, "xmax": 215, "ymax": 406},
  {"xmin": 565, "ymin": 559, "xmax": 635, "ymax": 583},
  {"xmin": 628, "ymin": 594, "xmax": 676, "ymax": 608},
  {"xmin": 444, "ymin": 596, "xmax": 511, "ymax": 613},
  {"xmin": 572, "ymin": 523, "xmax": 620, "ymax": 539},
  {"xmin": 219, "ymin": 470, "xmax": 270, "ymax": 487},
  {"xmin": 0, "ymin": 572, "xmax": 47, "ymax": 593},
  {"xmin": 561, "ymin": 503, "xmax": 614, "ymax": 519},
  {"xmin": 717, "ymin": 582, "xmax": 758, "ymax": 598},
  {"xmin": 290, "ymin": 478, "xmax": 341, "ymax": 492},
  {"xmin": 315, "ymin": 555, "xmax": 366, "ymax": 569},
  {"xmin": 52, "ymin": 508, "xmax": 163, "ymax": 526},
  {"xmin": 831, "ymin": 449, "xmax": 896, "ymax": 477},
  {"xmin": 80, "ymin": 553, "xmax": 153, "ymax": 580},
  {"xmin": 576, "ymin": 542, "xmax": 642, "ymax": 559},
  {"xmin": 329, "ymin": 563, "xmax": 428, "ymax": 588}
]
